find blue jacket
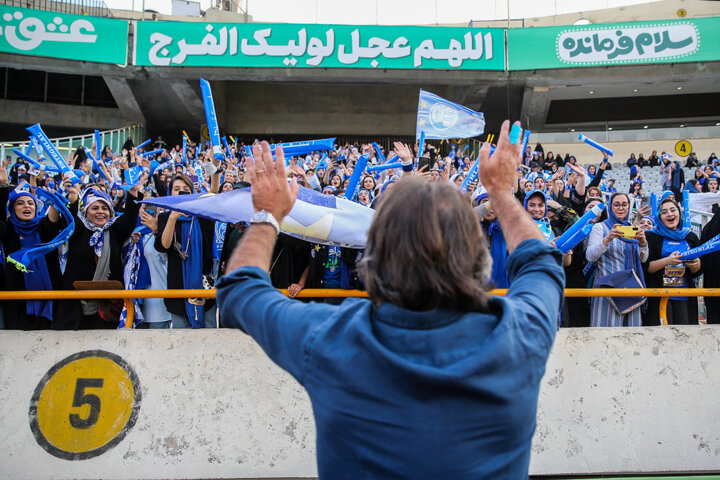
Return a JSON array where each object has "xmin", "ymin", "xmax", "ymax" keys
[{"xmin": 217, "ymin": 239, "xmax": 565, "ymax": 479}]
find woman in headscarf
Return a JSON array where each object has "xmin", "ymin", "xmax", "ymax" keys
[
  {"xmin": 564, "ymin": 197, "xmax": 607, "ymax": 327},
  {"xmin": 586, "ymin": 192, "xmax": 648, "ymax": 327},
  {"xmin": 0, "ymin": 182, "xmax": 71, "ymax": 329},
  {"xmin": 474, "ymin": 193, "xmax": 508, "ymax": 288},
  {"xmin": 670, "ymin": 160, "xmax": 685, "ymax": 202},
  {"xmin": 156, "ymin": 174, "xmax": 217, "ymax": 328},
  {"xmin": 53, "ymin": 179, "xmax": 145, "ymax": 330},
  {"xmin": 643, "ymin": 197, "xmax": 702, "ymax": 325}
]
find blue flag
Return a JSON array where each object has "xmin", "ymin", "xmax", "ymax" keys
[
  {"xmin": 141, "ymin": 187, "xmax": 374, "ymax": 249},
  {"xmin": 416, "ymin": 89, "xmax": 485, "ymax": 140}
]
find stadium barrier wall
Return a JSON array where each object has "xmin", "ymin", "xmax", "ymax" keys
[{"xmin": 0, "ymin": 324, "xmax": 719, "ymax": 478}]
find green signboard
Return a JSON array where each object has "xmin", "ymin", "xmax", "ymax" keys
[
  {"xmin": 507, "ymin": 17, "xmax": 720, "ymax": 70},
  {"xmin": 0, "ymin": 5, "xmax": 128, "ymax": 65},
  {"xmin": 134, "ymin": 22, "xmax": 505, "ymax": 70}
]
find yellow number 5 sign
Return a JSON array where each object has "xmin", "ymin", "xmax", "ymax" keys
[{"xmin": 29, "ymin": 350, "xmax": 141, "ymax": 460}]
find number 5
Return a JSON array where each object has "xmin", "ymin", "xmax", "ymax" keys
[{"xmin": 69, "ymin": 378, "xmax": 103, "ymax": 429}]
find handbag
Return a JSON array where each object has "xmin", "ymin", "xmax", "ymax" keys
[{"xmin": 595, "ymin": 269, "xmax": 646, "ymax": 315}]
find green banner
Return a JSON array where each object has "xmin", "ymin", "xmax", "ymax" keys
[
  {"xmin": 134, "ymin": 22, "xmax": 505, "ymax": 70},
  {"xmin": 508, "ymin": 17, "xmax": 720, "ymax": 70},
  {"xmin": 0, "ymin": 5, "xmax": 128, "ymax": 65}
]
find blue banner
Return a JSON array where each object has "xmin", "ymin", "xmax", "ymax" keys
[
  {"xmin": 416, "ymin": 89, "xmax": 485, "ymax": 140},
  {"xmin": 243, "ymin": 138, "xmax": 336, "ymax": 158}
]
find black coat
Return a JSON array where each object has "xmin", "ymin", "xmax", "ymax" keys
[
  {"xmin": 0, "ymin": 188, "xmax": 63, "ymax": 329},
  {"xmin": 642, "ymin": 230, "xmax": 701, "ymax": 326},
  {"xmin": 53, "ymin": 192, "xmax": 143, "ymax": 330}
]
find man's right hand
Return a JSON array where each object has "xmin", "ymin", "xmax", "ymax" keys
[{"xmin": 478, "ymin": 120, "xmax": 523, "ymax": 195}]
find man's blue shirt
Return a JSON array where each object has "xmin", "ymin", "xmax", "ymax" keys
[{"xmin": 217, "ymin": 239, "xmax": 565, "ymax": 479}]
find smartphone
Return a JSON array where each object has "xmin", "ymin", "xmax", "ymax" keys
[
  {"xmin": 189, "ymin": 175, "xmax": 199, "ymax": 184},
  {"xmin": 615, "ymin": 224, "xmax": 640, "ymax": 238},
  {"xmin": 145, "ymin": 208, "xmax": 156, "ymax": 216},
  {"xmin": 418, "ymin": 156, "xmax": 431, "ymax": 171},
  {"xmin": 178, "ymin": 190, "xmax": 191, "ymax": 196}
]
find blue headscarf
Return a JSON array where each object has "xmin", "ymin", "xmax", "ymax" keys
[
  {"xmin": 177, "ymin": 215, "xmax": 204, "ymax": 328},
  {"xmin": 602, "ymin": 193, "xmax": 646, "ymax": 288},
  {"xmin": 523, "ymin": 189, "xmax": 548, "ymax": 217},
  {"xmin": 650, "ymin": 198, "xmax": 691, "ymax": 241},
  {"xmin": 7, "ymin": 189, "xmax": 74, "ymax": 322}
]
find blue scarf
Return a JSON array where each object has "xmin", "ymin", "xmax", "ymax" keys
[
  {"xmin": 671, "ymin": 162, "xmax": 683, "ymax": 190},
  {"xmin": 178, "ymin": 216, "xmax": 204, "ymax": 328},
  {"xmin": 7, "ymin": 190, "xmax": 74, "ymax": 321},
  {"xmin": 487, "ymin": 220, "xmax": 509, "ymax": 288},
  {"xmin": 602, "ymin": 204, "xmax": 646, "ymax": 288},
  {"xmin": 650, "ymin": 201, "xmax": 691, "ymax": 241}
]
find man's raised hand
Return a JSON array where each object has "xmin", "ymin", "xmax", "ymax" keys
[
  {"xmin": 248, "ymin": 142, "xmax": 299, "ymax": 221},
  {"xmin": 478, "ymin": 120, "xmax": 523, "ymax": 195}
]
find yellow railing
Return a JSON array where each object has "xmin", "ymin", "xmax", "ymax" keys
[{"xmin": 1, "ymin": 288, "xmax": 718, "ymax": 328}]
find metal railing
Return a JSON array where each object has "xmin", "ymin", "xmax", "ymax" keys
[
  {"xmin": 0, "ymin": 0, "xmax": 112, "ymax": 18},
  {"xmin": 0, "ymin": 288, "xmax": 717, "ymax": 328},
  {"xmin": 1, "ymin": 124, "xmax": 144, "ymax": 165}
]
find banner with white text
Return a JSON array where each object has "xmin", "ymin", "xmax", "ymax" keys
[
  {"xmin": 507, "ymin": 17, "xmax": 720, "ymax": 70},
  {"xmin": 0, "ymin": 5, "xmax": 128, "ymax": 65},
  {"xmin": 133, "ymin": 22, "xmax": 505, "ymax": 70}
]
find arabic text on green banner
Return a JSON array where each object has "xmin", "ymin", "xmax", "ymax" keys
[
  {"xmin": 134, "ymin": 22, "xmax": 505, "ymax": 70},
  {"xmin": 0, "ymin": 5, "xmax": 128, "ymax": 65},
  {"xmin": 507, "ymin": 17, "xmax": 720, "ymax": 70}
]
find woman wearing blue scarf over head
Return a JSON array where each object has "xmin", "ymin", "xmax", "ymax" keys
[
  {"xmin": 642, "ymin": 197, "xmax": 701, "ymax": 326},
  {"xmin": 474, "ymin": 193, "xmax": 509, "ymax": 288},
  {"xmin": 53, "ymin": 178, "xmax": 145, "ymax": 330},
  {"xmin": 586, "ymin": 192, "xmax": 648, "ymax": 326},
  {"xmin": 0, "ymin": 183, "xmax": 68, "ymax": 329},
  {"xmin": 156, "ymin": 174, "xmax": 217, "ymax": 328}
]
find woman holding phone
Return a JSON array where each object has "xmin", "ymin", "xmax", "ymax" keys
[
  {"xmin": 586, "ymin": 193, "xmax": 648, "ymax": 327},
  {"xmin": 642, "ymin": 197, "xmax": 702, "ymax": 325}
]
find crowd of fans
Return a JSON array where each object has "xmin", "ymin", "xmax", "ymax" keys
[{"xmin": 1, "ymin": 134, "xmax": 719, "ymax": 330}]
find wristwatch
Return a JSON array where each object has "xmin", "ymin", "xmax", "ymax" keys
[{"xmin": 250, "ymin": 210, "xmax": 280, "ymax": 234}]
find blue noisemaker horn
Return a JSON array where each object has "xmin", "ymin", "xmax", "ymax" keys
[
  {"xmin": 94, "ymin": 129, "xmax": 101, "ymax": 160},
  {"xmin": 521, "ymin": 129, "xmax": 531, "ymax": 154},
  {"xmin": 344, "ymin": 154, "xmax": 369, "ymax": 201},
  {"xmin": 367, "ymin": 162, "xmax": 402, "ymax": 172},
  {"xmin": 650, "ymin": 193, "xmax": 657, "ymax": 217},
  {"xmin": 222, "ymin": 136, "xmax": 233, "ymax": 159},
  {"xmin": 136, "ymin": 138, "xmax": 152, "ymax": 151},
  {"xmin": 199, "ymin": 78, "xmax": 225, "ymax": 162},
  {"xmin": 244, "ymin": 138, "xmax": 337, "ymax": 159},
  {"xmin": 25, "ymin": 124, "xmax": 80, "ymax": 184},
  {"xmin": 683, "ymin": 190, "xmax": 691, "ymax": 229},
  {"xmin": 555, "ymin": 203, "xmax": 606, "ymax": 254},
  {"xmin": 678, "ymin": 233, "xmax": 720, "ymax": 261},
  {"xmin": 372, "ymin": 142, "xmax": 387, "ymax": 164},
  {"xmin": 82, "ymin": 147, "xmax": 109, "ymax": 182},
  {"xmin": 418, "ymin": 130, "xmax": 426, "ymax": 157},
  {"xmin": 578, "ymin": 133, "xmax": 614, "ymax": 157},
  {"xmin": 12, "ymin": 148, "xmax": 58, "ymax": 172},
  {"xmin": 460, "ymin": 146, "xmax": 495, "ymax": 193},
  {"xmin": 141, "ymin": 148, "xmax": 165, "ymax": 158}
]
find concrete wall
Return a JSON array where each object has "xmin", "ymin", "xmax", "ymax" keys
[
  {"xmin": 220, "ymin": 82, "xmax": 458, "ymax": 136},
  {"xmin": 0, "ymin": 100, "xmax": 129, "ymax": 132},
  {"xmin": 1, "ymin": 326, "xmax": 719, "ymax": 479}
]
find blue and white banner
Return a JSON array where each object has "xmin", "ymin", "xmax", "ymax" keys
[
  {"xmin": 141, "ymin": 186, "xmax": 374, "ymax": 248},
  {"xmin": 416, "ymin": 89, "xmax": 485, "ymax": 140}
]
